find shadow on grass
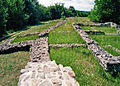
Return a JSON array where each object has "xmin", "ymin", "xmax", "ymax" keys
[
  {"xmin": 0, "ymin": 45, "xmax": 30, "ymax": 54},
  {"xmin": 0, "ymin": 22, "xmax": 46, "ymax": 42}
]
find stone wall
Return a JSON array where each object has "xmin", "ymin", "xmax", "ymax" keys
[
  {"xmin": 118, "ymin": 30, "xmax": 120, "ymax": 34},
  {"xmin": 84, "ymin": 30, "xmax": 105, "ymax": 35},
  {"xmin": 30, "ymin": 38, "xmax": 50, "ymax": 62},
  {"xmin": 39, "ymin": 20, "xmax": 66, "ymax": 37},
  {"xmin": 0, "ymin": 38, "xmax": 33, "ymax": 54},
  {"xmin": 0, "ymin": 20, "xmax": 66, "ymax": 54},
  {"xmin": 73, "ymin": 23, "xmax": 120, "ymax": 72},
  {"xmin": 18, "ymin": 37, "xmax": 79, "ymax": 86},
  {"xmin": 75, "ymin": 22, "xmax": 120, "ymax": 29}
]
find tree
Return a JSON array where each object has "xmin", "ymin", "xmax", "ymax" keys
[
  {"xmin": 24, "ymin": 0, "xmax": 43, "ymax": 25},
  {"xmin": 0, "ymin": 0, "xmax": 8, "ymax": 37},
  {"xmin": 6, "ymin": 0, "xmax": 27, "ymax": 30},
  {"xmin": 61, "ymin": 11, "xmax": 66, "ymax": 20},
  {"xmin": 47, "ymin": 3, "xmax": 65, "ymax": 20},
  {"xmin": 69, "ymin": 6, "xmax": 77, "ymax": 16},
  {"xmin": 89, "ymin": 0, "xmax": 120, "ymax": 24}
]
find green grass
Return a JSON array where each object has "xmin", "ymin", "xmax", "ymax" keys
[
  {"xmin": 93, "ymin": 26, "xmax": 117, "ymax": 34},
  {"xmin": 0, "ymin": 51, "xmax": 29, "ymax": 86},
  {"xmin": 81, "ymin": 26, "xmax": 94, "ymax": 31},
  {"xmin": 72, "ymin": 17, "xmax": 98, "ymax": 24},
  {"xmin": 50, "ymin": 46, "xmax": 120, "ymax": 86},
  {"xmin": 103, "ymin": 46, "xmax": 120, "ymax": 56},
  {"xmin": 90, "ymin": 34, "xmax": 120, "ymax": 56},
  {"xmin": 11, "ymin": 34, "xmax": 39, "ymax": 44},
  {"xmin": 13, "ymin": 20, "xmax": 61, "ymax": 37},
  {"xmin": 49, "ymin": 17, "xmax": 86, "ymax": 44}
]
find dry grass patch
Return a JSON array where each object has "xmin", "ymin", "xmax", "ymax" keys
[{"xmin": 0, "ymin": 51, "xmax": 29, "ymax": 86}]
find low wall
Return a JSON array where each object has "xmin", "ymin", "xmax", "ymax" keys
[
  {"xmin": 18, "ymin": 37, "xmax": 79, "ymax": 86},
  {"xmin": 84, "ymin": 30, "xmax": 105, "ymax": 35},
  {"xmin": 118, "ymin": 30, "xmax": 120, "ymax": 34},
  {"xmin": 73, "ymin": 23, "xmax": 120, "ymax": 72},
  {"xmin": 0, "ymin": 38, "xmax": 33, "ymax": 54},
  {"xmin": 30, "ymin": 37, "xmax": 50, "ymax": 62},
  {"xmin": 39, "ymin": 20, "xmax": 66, "ymax": 37},
  {"xmin": 75, "ymin": 22, "xmax": 120, "ymax": 28},
  {"xmin": 0, "ymin": 20, "xmax": 66, "ymax": 54}
]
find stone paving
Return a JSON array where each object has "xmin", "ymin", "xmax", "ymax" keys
[
  {"xmin": 17, "ymin": 20, "xmax": 79, "ymax": 86},
  {"xmin": 30, "ymin": 38, "xmax": 50, "ymax": 62},
  {"xmin": 18, "ymin": 37, "xmax": 79, "ymax": 86}
]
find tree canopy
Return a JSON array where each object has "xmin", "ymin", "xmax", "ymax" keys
[
  {"xmin": 89, "ymin": 0, "xmax": 120, "ymax": 24},
  {"xmin": 0, "ymin": 0, "xmax": 89, "ymax": 37}
]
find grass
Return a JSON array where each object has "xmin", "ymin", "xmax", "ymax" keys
[
  {"xmin": 49, "ymin": 17, "xmax": 86, "ymax": 44},
  {"xmin": 50, "ymin": 46, "xmax": 120, "ymax": 86},
  {"xmin": 103, "ymin": 46, "xmax": 120, "ymax": 56},
  {"xmin": 90, "ymin": 34, "xmax": 120, "ymax": 56},
  {"xmin": 1, "ymin": 17, "xmax": 120, "ymax": 86},
  {"xmin": 12, "ymin": 20, "xmax": 61, "ymax": 37},
  {"xmin": 93, "ymin": 26, "xmax": 117, "ymax": 34},
  {"xmin": 0, "ymin": 51, "xmax": 29, "ymax": 86},
  {"xmin": 72, "ymin": 17, "xmax": 98, "ymax": 24},
  {"xmin": 11, "ymin": 34, "xmax": 39, "ymax": 44},
  {"xmin": 81, "ymin": 26, "xmax": 94, "ymax": 31}
]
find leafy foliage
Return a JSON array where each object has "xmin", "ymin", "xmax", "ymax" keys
[
  {"xmin": 89, "ymin": 0, "xmax": 120, "ymax": 24},
  {"xmin": 0, "ymin": 0, "xmax": 8, "ymax": 37},
  {"xmin": 0, "ymin": 0, "xmax": 89, "ymax": 37}
]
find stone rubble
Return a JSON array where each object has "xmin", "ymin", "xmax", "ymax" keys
[
  {"xmin": 75, "ymin": 22, "xmax": 120, "ymax": 28},
  {"xmin": 0, "ymin": 20, "xmax": 66, "ymax": 54},
  {"xmin": 118, "ymin": 30, "xmax": 120, "ymax": 34},
  {"xmin": 84, "ymin": 30, "xmax": 105, "ymax": 35},
  {"xmin": 18, "ymin": 61, "xmax": 79, "ymax": 86},
  {"xmin": 30, "ymin": 37, "xmax": 50, "ymax": 62},
  {"xmin": 18, "ymin": 37, "xmax": 79, "ymax": 86},
  {"xmin": 0, "ymin": 19, "xmax": 79, "ymax": 86},
  {"xmin": 73, "ymin": 23, "xmax": 120, "ymax": 72},
  {"xmin": 0, "ymin": 37, "xmax": 34, "ymax": 54}
]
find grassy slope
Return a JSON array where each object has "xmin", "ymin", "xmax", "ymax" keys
[
  {"xmin": 81, "ymin": 26, "xmax": 117, "ymax": 34},
  {"xmin": 0, "ymin": 51, "xmax": 29, "ymax": 86},
  {"xmin": 81, "ymin": 25, "xmax": 119, "ymax": 56},
  {"xmin": 10, "ymin": 20, "xmax": 60, "ymax": 44},
  {"xmin": 13, "ymin": 20, "xmax": 61, "ymax": 37},
  {"xmin": 50, "ymin": 46, "xmax": 120, "ymax": 86},
  {"xmin": 103, "ymin": 46, "xmax": 120, "ymax": 56},
  {"xmin": 11, "ymin": 34, "xmax": 39, "ymax": 44},
  {"xmin": 93, "ymin": 27, "xmax": 117, "ymax": 34},
  {"xmin": 0, "ymin": 17, "xmax": 120, "ymax": 86},
  {"xmin": 81, "ymin": 26, "xmax": 94, "ymax": 31},
  {"xmin": 90, "ymin": 34, "xmax": 120, "ymax": 51},
  {"xmin": 49, "ymin": 17, "xmax": 86, "ymax": 44}
]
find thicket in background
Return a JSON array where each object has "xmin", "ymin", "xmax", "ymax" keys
[
  {"xmin": 0, "ymin": 0, "xmax": 89, "ymax": 37},
  {"xmin": 89, "ymin": 0, "xmax": 120, "ymax": 24}
]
